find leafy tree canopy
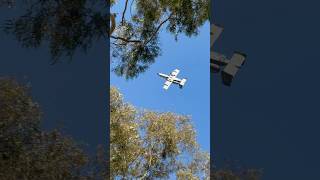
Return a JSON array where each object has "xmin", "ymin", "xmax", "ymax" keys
[
  {"xmin": 110, "ymin": 0, "xmax": 209, "ymax": 79},
  {"xmin": 3, "ymin": 0, "xmax": 109, "ymax": 64},
  {"xmin": 1, "ymin": 76, "xmax": 208, "ymax": 179},
  {"xmin": 0, "ymin": 77, "xmax": 106, "ymax": 179},
  {"xmin": 110, "ymin": 86, "xmax": 210, "ymax": 179},
  {"xmin": 0, "ymin": 77, "xmax": 262, "ymax": 179},
  {"xmin": 2, "ymin": 0, "xmax": 209, "ymax": 78}
]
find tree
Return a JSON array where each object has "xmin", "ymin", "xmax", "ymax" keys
[
  {"xmin": 0, "ymin": 77, "xmax": 99, "ymax": 179},
  {"xmin": 110, "ymin": 0, "xmax": 209, "ymax": 79},
  {"xmin": 0, "ymin": 77, "xmax": 208, "ymax": 179},
  {"xmin": 211, "ymin": 161, "xmax": 263, "ymax": 180},
  {"xmin": 110, "ymin": 86, "xmax": 264, "ymax": 180},
  {"xmin": 110, "ymin": 86, "xmax": 210, "ymax": 179},
  {"xmin": 3, "ymin": 0, "xmax": 109, "ymax": 64},
  {"xmin": 0, "ymin": 0, "xmax": 14, "ymax": 7},
  {"xmin": 0, "ymin": 77, "xmax": 262, "ymax": 179},
  {"xmin": 2, "ymin": 0, "xmax": 209, "ymax": 79},
  {"xmin": 211, "ymin": 169, "xmax": 262, "ymax": 180}
]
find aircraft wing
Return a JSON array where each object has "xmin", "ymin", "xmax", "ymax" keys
[
  {"xmin": 221, "ymin": 52, "xmax": 247, "ymax": 86},
  {"xmin": 211, "ymin": 24, "xmax": 223, "ymax": 47},
  {"xmin": 163, "ymin": 80, "xmax": 172, "ymax": 90},
  {"xmin": 211, "ymin": 51, "xmax": 229, "ymax": 65},
  {"xmin": 161, "ymin": 69, "xmax": 180, "ymax": 90},
  {"xmin": 170, "ymin": 69, "xmax": 180, "ymax": 78},
  {"xmin": 230, "ymin": 52, "xmax": 246, "ymax": 68}
]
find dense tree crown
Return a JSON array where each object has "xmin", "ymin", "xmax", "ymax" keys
[
  {"xmin": 110, "ymin": 87, "xmax": 263, "ymax": 179},
  {"xmin": 110, "ymin": 0, "xmax": 209, "ymax": 79},
  {"xmin": 0, "ymin": 78, "xmax": 226, "ymax": 179},
  {"xmin": 2, "ymin": 0, "xmax": 209, "ymax": 78},
  {"xmin": 0, "ymin": 78, "xmax": 94, "ymax": 179},
  {"xmin": 0, "ymin": 77, "xmax": 262, "ymax": 179},
  {"xmin": 3, "ymin": 0, "xmax": 109, "ymax": 64},
  {"xmin": 110, "ymin": 86, "xmax": 210, "ymax": 179}
]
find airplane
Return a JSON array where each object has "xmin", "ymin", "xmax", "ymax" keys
[
  {"xmin": 211, "ymin": 24, "xmax": 246, "ymax": 86},
  {"xmin": 158, "ymin": 69, "xmax": 187, "ymax": 90}
]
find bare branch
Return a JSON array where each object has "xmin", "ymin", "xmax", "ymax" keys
[
  {"xmin": 110, "ymin": 35, "xmax": 141, "ymax": 43},
  {"xmin": 110, "ymin": 13, "xmax": 116, "ymax": 36},
  {"xmin": 121, "ymin": 0, "xmax": 129, "ymax": 25},
  {"xmin": 111, "ymin": 13, "xmax": 174, "ymax": 47},
  {"xmin": 143, "ymin": 13, "xmax": 174, "ymax": 46}
]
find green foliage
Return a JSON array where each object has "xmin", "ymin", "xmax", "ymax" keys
[
  {"xmin": 0, "ymin": 77, "xmax": 262, "ymax": 179},
  {"xmin": 110, "ymin": 86, "xmax": 263, "ymax": 179},
  {"xmin": 3, "ymin": 0, "xmax": 108, "ymax": 63},
  {"xmin": 2, "ymin": 0, "xmax": 208, "ymax": 78},
  {"xmin": 111, "ymin": 0, "xmax": 209, "ymax": 79},
  {"xmin": 0, "ymin": 77, "xmax": 97, "ymax": 179},
  {"xmin": 110, "ymin": 86, "xmax": 210, "ymax": 179}
]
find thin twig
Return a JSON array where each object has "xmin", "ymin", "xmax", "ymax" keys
[
  {"xmin": 143, "ymin": 13, "xmax": 174, "ymax": 46},
  {"xmin": 112, "ymin": 13, "xmax": 174, "ymax": 47}
]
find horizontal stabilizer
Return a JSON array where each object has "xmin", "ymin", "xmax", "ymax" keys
[
  {"xmin": 221, "ymin": 52, "xmax": 247, "ymax": 86},
  {"xmin": 179, "ymin": 79, "xmax": 187, "ymax": 88},
  {"xmin": 163, "ymin": 80, "xmax": 172, "ymax": 90},
  {"xmin": 230, "ymin": 52, "xmax": 246, "ymax": 68}
]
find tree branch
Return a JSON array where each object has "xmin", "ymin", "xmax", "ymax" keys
[
  {"xmin": 143, "ymin": 13, "xmax": 174, "ymax": 46},
  {"xmin": 121, "ymin": 0, "xmax": 129, "ymax": 25},
  {"xmin": 110, "ymin": 35, "xmax": 141, "ymax": 43},
  {"xmin": 111, "ymin": 13, "xmax": 174, "ymax": 47},
  {"xmin": 109, "ymin": 13, "xmax": 116, "ymax": 36}
]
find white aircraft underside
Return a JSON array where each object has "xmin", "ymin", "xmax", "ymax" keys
[{"xmin": 158, "ymin": 69, "xmax": 187, "ymax": 90}]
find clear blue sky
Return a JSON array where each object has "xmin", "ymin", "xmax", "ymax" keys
[{"xmin": 111, "ymin": 3, "xmax": 210, "ymax": 152}]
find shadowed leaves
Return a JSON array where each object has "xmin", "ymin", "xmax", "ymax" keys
[
  {"xmin": 0, "ymin": 77, "xmax": 105, "ymax": 179},
  {"xmin": 3, "ymin": 0, "xmax": 108, "ymax": 64},
  {"xmin": 2, "ymin": 0, "xmax": 208, "ymax": 78}
]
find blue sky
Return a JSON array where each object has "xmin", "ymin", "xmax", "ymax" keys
[{"xmin": 111, "ymin": 3, "xmax": 210, "ymax": 152}]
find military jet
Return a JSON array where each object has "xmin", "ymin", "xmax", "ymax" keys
[
  {"xmin": 158, "ymin": 69, "xmax": 187, "ymax": 90},
  {"xmin": 211, "ymin": 24, "xmax": 246, "ymax": 86}
]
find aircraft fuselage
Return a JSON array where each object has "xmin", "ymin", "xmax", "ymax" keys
[{"xmin": 158, "ymin": 69, "xmax": 187, "ymax": 90}]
